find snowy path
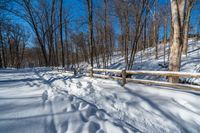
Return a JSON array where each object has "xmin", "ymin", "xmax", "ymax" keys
[
  {"xmin": 0, "ymin": 69, "xmax": 53, "ymax": 133},
  {"xmin": 1, "ymin": 69, "xmax": 200, "ymax": 133},
  {"xmin": 40, "ymin": 70, "xmax": 200, "ymax": 133},
  {"xmin": 0, "ymin": 69, "xmax": 138, "ymax": 133}
]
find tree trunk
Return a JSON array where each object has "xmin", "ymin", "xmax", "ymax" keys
[
  {"xmin": 164, "ymin": 16, "xmax": 167, "ymax": 65},
  {"xmin": 153, "ymin": 1, "xmax": 158, "ymax": 59},
  {"xmin": 168, "ymin": 0, "xmax": 185, "ymax": 83},
  {"xmin": 0, "ymin": 30, "xmax": 2, "ymax": 68},
  {"xmin": 60, "ymin": 0, "xmax": 65, "ymax": 67},
  {"xmin": 87, "ymin": 0, "xmax": 94, "ymax": 67},
  {"xmin": 182, "ymin": 0, "xmax": 194, "ymax": 55},
  {"xmin": 154, "ymin": 20, "xmax": 158, "ymax": 59},
  {"xmin": 64, "ymin": 19, "xmax": 69, "ymax": 68},
  {"xmin": 0, "ymin": 51, "xmax": 2, "ymax": 68},
  {"xmin": 23, "ymin": 0, "xmax": 48, "ymax": 66}
]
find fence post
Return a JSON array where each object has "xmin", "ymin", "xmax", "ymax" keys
[
  {"xmin": 90, "ymin": 67, "xmax": 93, "ymax": 77},
  {"xmin": 122, "ymin": 69, "xmax": 126, "ymax": 86},
  {"xmin": 73, "ymin": 68, "xmax": 77, "ymax": 76}
]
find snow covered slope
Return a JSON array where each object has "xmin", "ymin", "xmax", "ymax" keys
[
  {"xmin": 77, "ymin": 39, "xmax": 200, "ymax": 84},
  {"xmin": 97, "ymin": 39, "xmax": 200, "ymax": 84}
]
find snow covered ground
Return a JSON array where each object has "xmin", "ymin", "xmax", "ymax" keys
[
  {"xmin": 39, "ymin": 70, "xmax": 200, "ymax": 133},
  {"xmin": 1, "ymin": 68, "xmax": 199, "ymax": 133},
  {"xmin": 0, "ymin": 39, "xmax": 200, "ymax": 133},
  {"xmin": 109, "ymin": 39, "xmax": 200, "ymax": 84},
  {"xmin": 0, "ymin": 69, "xmax": 139, "ymax": 133}
]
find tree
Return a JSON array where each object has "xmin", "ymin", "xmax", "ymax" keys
[
  {"xmin": 182, "ymin": 0, "xmax": 196, "ymax": 55},
  {"xmin": 169, "ymin": 0, "xmax": 185, "ymax": 83},
  {"xmin": 169, "ymin": 0, "xmax": 196, "ymax": 82},
  {"xmin": 153, "ymin": 0, "xmax": 158, "ymax": 60},
  {"xmin": 115, "ymin": 0, "xmax": 130, "ymax": 68},
  {"xmin": 127, "ymin": 0, "xmax": 154, "ymax": 70},
  {"xmin": 86, "ymin": 0, "xmax": 94, "ymax": 68},
  {"xmin": 59, "ymin": 0, "xmax": 65, "ymax": 67},
  {"xmin": 22, "ymin": 0, "xmax": 49, "ymax": 66}
]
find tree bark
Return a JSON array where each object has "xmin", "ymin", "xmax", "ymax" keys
[
  {"xmin": 168, "ymin": 0, "xmax": 185, "ymax": 83},
  {"xmin": 182, "ymin": 0, "xmax": 195, "ymax": 55},
  {"xmin": 164, "ymin": 16, "xmax": 167, "ymax": 65},
  {"xmin": 60, "ymin": 0, "xmax": 65, "ymax": 67},
  {"xmin": 64, "ymin": 19, "xmax": 69, "ymax": 68},
  {"xmin": 87, "ymin": 0, "xmax": 94, "ymax": 68}
]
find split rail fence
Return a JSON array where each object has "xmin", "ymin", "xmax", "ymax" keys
[{"xmin": 88, "ymin": 68, "xmax": 200, "ymax": 91}]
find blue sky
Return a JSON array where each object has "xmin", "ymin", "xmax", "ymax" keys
[{"xmin": 7, "ymin": 0, "xmax": 200, "ymax": 47}]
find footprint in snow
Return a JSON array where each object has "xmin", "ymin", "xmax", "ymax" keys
[
  {"xmin": 76, "ymin": 81, "xmax": 82, "ymax": 88},
  {"xmin": 42, "ymin": 90, "xmax": 48, "ymax": 105}
]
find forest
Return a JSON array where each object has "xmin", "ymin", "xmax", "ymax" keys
[
  {"xmin": 1, "ymin": 1, "xmax": 200, "ymax": 133},
  {"xmin": 0, "ymin": 0, "xmax": 198, "ymax": 71}
]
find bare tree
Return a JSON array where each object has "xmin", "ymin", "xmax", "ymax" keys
[
  {"xmin": 22, "ymin": 0, "xmax": 48, "ymax": 66},
  {"xmin": 128, "ymin": 0, "xmax": 154, "ymax": 69},
  {"xmin": 59, "ymin": 0, "xmax": 65, "ymax": 67},
  {"xmin": 182, "ymin": 0, "xmax": 196, "ymax": 55},
  {"xmin": 86, "ymin": 0, "xmax": 94, "ymax": 68},
  {"xmin": 169, "ymin": 0, "xmax": 185, "ymax": 83}
]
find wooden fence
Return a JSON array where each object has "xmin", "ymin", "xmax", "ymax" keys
[{"xmin": 88, "ymin": 68, "xmax": 200, "ymax": 91}]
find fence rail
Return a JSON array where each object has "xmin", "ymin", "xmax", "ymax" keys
[
  {"xmin": 88, "ymin": 68, "xmax": 200, "ymax": 91},
  {"xmin": 126, "ymin": 70, "xmax": 200, "ymax": 78}
]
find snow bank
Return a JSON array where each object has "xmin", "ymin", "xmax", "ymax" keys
[{"xmin": 40, "ymin": 70, "xmax": 200, "ymax": 133}]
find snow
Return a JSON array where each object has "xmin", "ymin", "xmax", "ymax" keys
[
  {"xmin": 0, "ymin": 39, "xmax": 200, "ymax": 133},
  {"xmin": 0, "ymin": 69, "xmax": 138, "ymax": 133},
  {"xmin": 39, "ymin": 70, "xmax": 200, "ymax": 133},
  {"xmin": 1, "ymin": 68, "xmax": 200, "ymax": 133},
  {"xmin": 107, "ymin": 39, "xmax": 200, "ymax": 85},
  {"xmin": 77, "ymin": 39, "xmax": 200, "ymax": 84}
]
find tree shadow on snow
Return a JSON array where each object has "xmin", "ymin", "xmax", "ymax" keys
[{"xmin": 124, "ymin": 86, "xmax": 191, "ymax": 133}]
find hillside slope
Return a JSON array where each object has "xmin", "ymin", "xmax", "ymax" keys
[{"xmin": 102, "ymin": 39, "xmax": 200, "ymax": 85}]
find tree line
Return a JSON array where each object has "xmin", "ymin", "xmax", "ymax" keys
[{"xmin": 0, "ymin": 0, "xmax": 199, "ymax": 83}]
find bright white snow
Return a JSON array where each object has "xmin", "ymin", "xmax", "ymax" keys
[
  {"xmin": 0, "ymin": 69, "xmax": 138, "ymax": 133},
  {"xmin": 1, "ymin": 68, "xmax": 200, "ymax": 133},
  {"xmin": 39, "ymin": 69, "xmax": 200, "ymax": 133}
]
